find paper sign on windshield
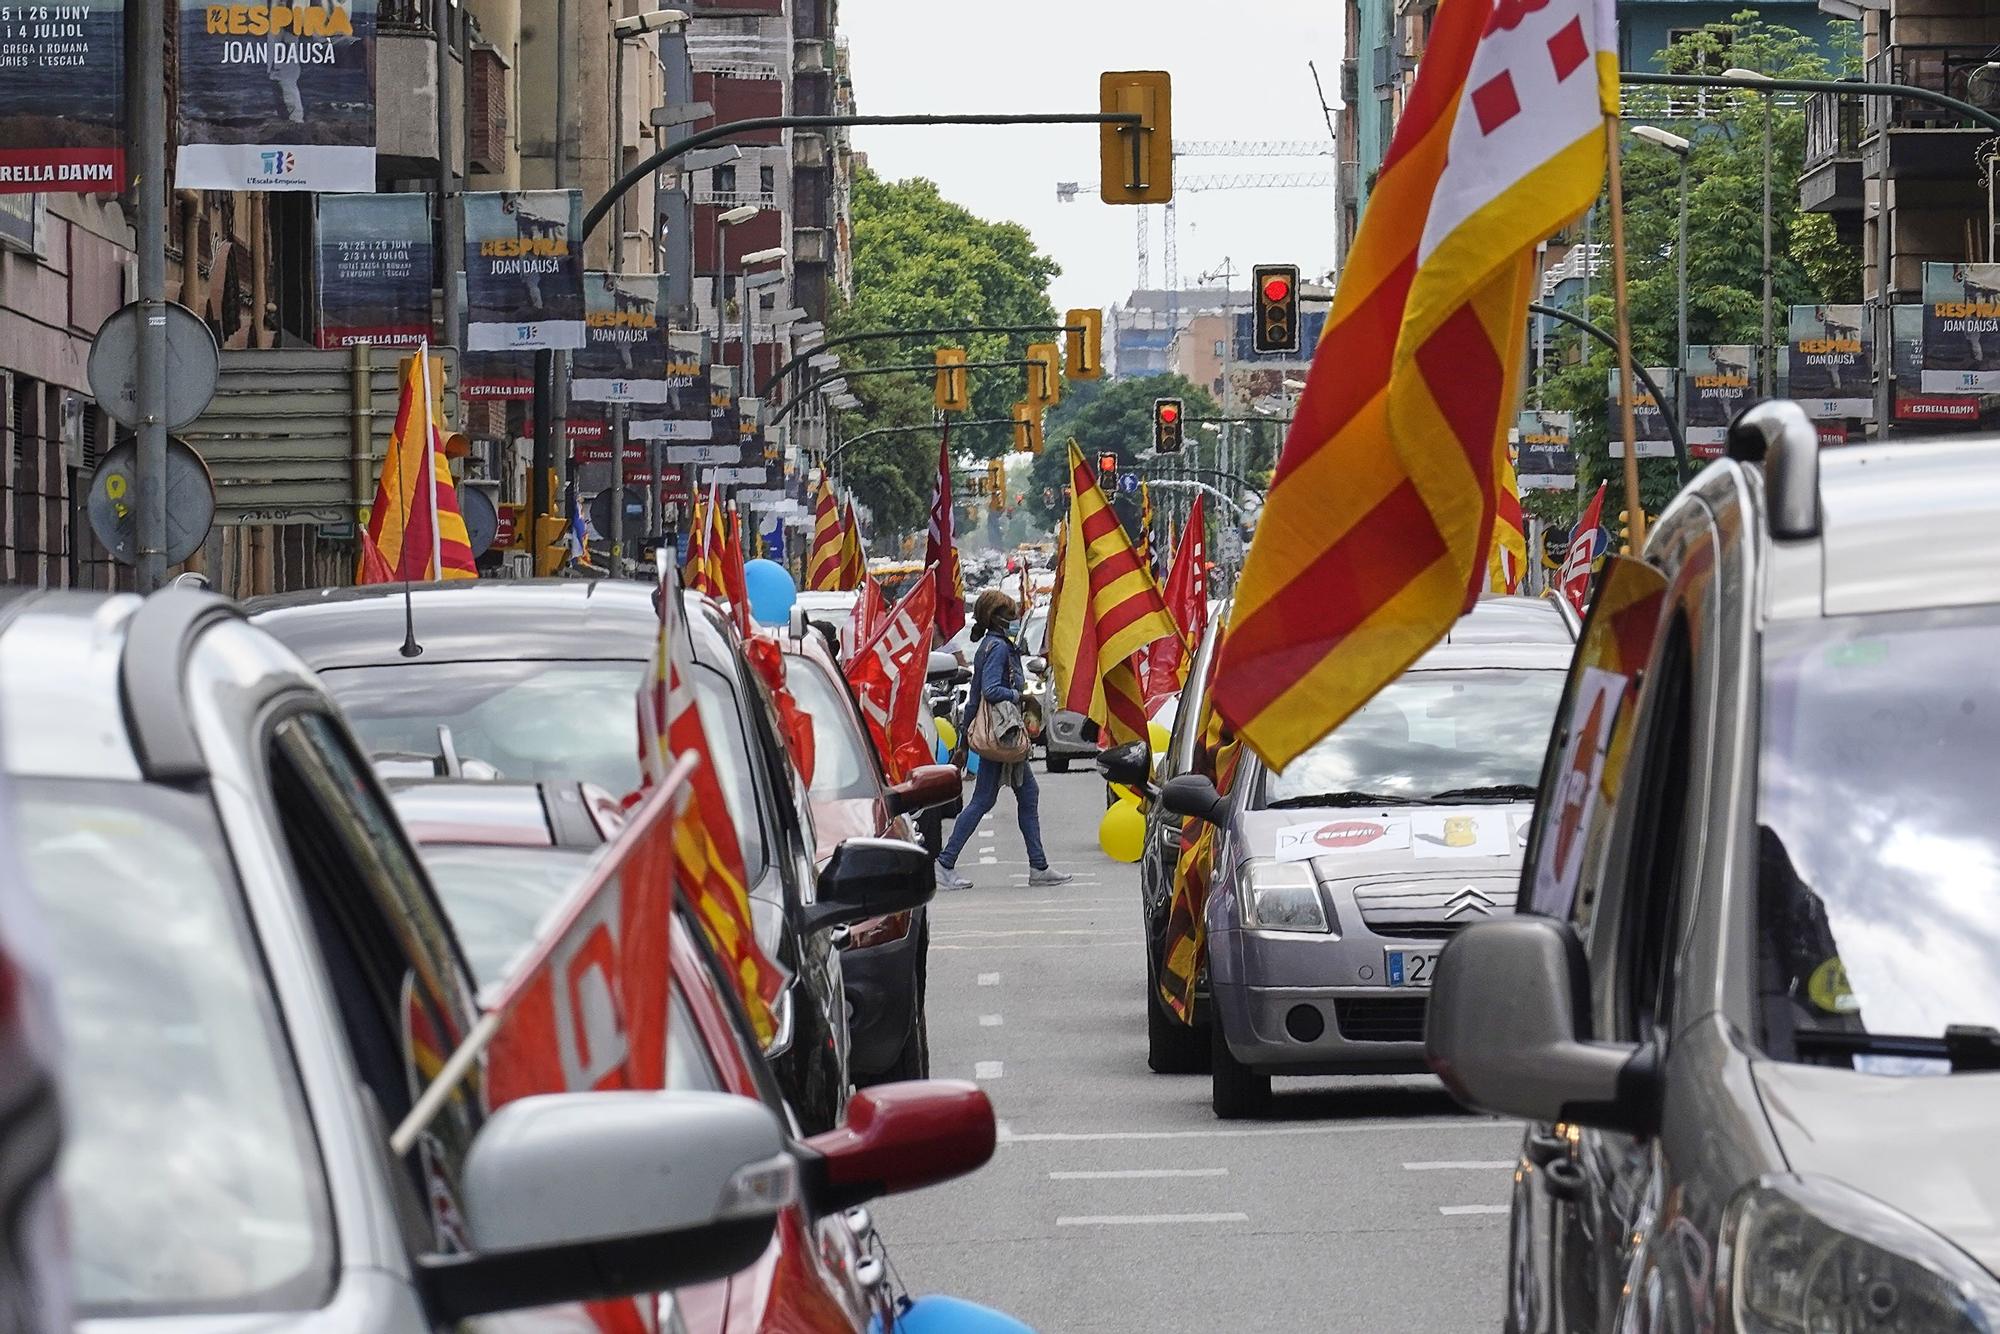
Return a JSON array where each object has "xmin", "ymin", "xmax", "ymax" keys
[
  {"xmin": 1411, "ymin": 811, "xmax": 1511, "ymax": 859},
  {"xmin": 1274, "ymin": 818, "xmax": 1411, "ymax": 862}
]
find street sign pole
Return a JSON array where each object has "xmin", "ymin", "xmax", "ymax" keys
[
  {"xmin": 609, "ymin": 403, "xmax": 628, "ymax": 577},
  {"xmin": 132, "ymin": 0, "xmax": 167, "ymax": 591}
]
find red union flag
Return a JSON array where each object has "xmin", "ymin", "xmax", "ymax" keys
[
  {"xmin": 848, "ymin": 573, "xmax": 937, "ymax": 782},
  {"xmin": 1213, "ymin": 0, "xmax": 1614, "ymax": 769},
  {"xmin": 925, "ymin": 433, "xmax": 967, "ymax": 642}
]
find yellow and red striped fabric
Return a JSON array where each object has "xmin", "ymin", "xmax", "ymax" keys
[
  {"xmin": 359, "ymin": 350, "xmax": 478, "ymax": 584},
  {"xmin": 1158, "ymin": 658, "xmax": 1243, "ymax": 1022},
  {"xmin": 1212, "ymin": 0, "xmax": 1612, "ymax": 769},
  {"xmin": 1048, "ymin": 443, "xmax": 1178, "ymax": 746},
  {"xmin": 721, "ymin": 503, "xmax": 751, "ymax": 637},
  {"xmin": 701, "ymin": 484, "xmax": 728, "ymax": 594},
  {"xmin": 837, "ymin": 499, "xmax": 866, "ymax": 590},
  {"xmin": 806, "ymin": 477, "xmax": 843, "ymax": 591},
  {"xmin": 683, "ymin": 489, "xmax": 713, "ymax": 595},
  {"xmin": 1489, "ymin": 440, "xmax": 1526, "ymax": 593}
]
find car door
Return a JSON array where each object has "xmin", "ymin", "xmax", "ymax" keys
[
  {"xmin": 1145, "ymin": 619, "xmax": 1222, "ymax": 944},
  {"xmin": 263, "ymin": 706, "xmax": 485, "ymax": 1261}
]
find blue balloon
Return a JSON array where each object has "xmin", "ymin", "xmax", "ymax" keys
[
  {"xmin": 872, "ymin": 1295, "xmax": 1036, "ymax": 1334},
  {"xmin": 744, "ymin": 558, "xmax": 797, "ymax": 626}
]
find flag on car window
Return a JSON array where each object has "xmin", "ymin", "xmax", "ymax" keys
[
  {"xmin": 1213, "ymin": 0, "xmax": 1615, "ymax": 768},
  {"xmin": 1141, "ymin": 493, "xmax": 1210, "ymax": 715},
  {"xmin": 838, "ymin": 499, "xmax": 867, "ymax": 590},
  {"xmin": 1488, "ymin": 442, "xmax": 1526, "ymax": 594},
  {"xmin": 848, "ymin": 572, "xmax": 938, "ymax": 783},
  {"xmin": 806, "ymin": 476, "xmax": 844, "ymax": 591},
  {"xmin": 1158, "ymin": 660, "xmax": 1244, "ymax": 1023},
  {"xmin": 683, "ymin": 488, "xmax": 713, "ymax": 594},
  {"xmin": 926, "ymin": 433, "xmax": 967, "ymax": 643},
  {"xmin": 359, "ymin": 347, "xmax": 478, "ymax": 585},
  {"xmin": 1560, "ymin": 481, "xmax": 1608, "ymax": 614}
]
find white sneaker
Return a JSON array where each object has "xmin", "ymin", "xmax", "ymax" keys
[
  {"xmin": 1028, "ymin": 866, "xmax": 1074, "ymax": 887},
  {"xmin": 935, "ymin": 863, "xmax": 973, "ymax": 891}
]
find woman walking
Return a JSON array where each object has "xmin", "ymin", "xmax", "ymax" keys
[{"xmin": 936, "ymin": 590, "xmax": 1073, "ymax": 890}]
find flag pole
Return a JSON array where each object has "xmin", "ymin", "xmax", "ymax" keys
[
  {"xmin": 398, "ymin": 347, "xmax": 424, "ymax": 659},
  {"xmin": 1604, "ymin": 116, "xmax": 1647, "ymax": 554}
]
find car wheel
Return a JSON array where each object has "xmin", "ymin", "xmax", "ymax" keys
[
  {"xmin": 1209, "ymin": 1017, "xmax": 1270, "ymax": 1119},
  {"xmin": 1047, "ymin": 753, "xmax": 1071, "ymax": 774},
  {"xmin": 1146, "ymin": 957, "xmax": 1208, "ymax": 1074}
]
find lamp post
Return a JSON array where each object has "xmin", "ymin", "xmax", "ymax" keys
[
  {"xmin": 735, "ymin": 249, "xmax": 785, "ymax": 393},
  {"xmin": 1724, "ymin": 68, "xmax": 1775, "ymax": 396},
  {"xmin": 1632, "ymin": 125, "xmax": 1691, "ymax": 465},
  {"xmin": 611, "ymin": 8, "xmax": 688, "ymax": 272},
  {"xmin": 712, "ymin": 203, "xmax": 762, "ymax": 389}
]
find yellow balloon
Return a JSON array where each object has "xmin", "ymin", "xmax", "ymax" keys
[
  {"xmin": 1109, "ymin": 781, "xmax": 1139, "ymax": 804},
  {"xmin": 1098, "ymin": 798, "xmax": 1146, "ymax": 863},
  {"xmin": 934, "ymin": 718, "xmax": 958, "ymax": 751},
  {"xmin": 1148, "ymin": 721, "xmax": 1171, "ymax": 754}
]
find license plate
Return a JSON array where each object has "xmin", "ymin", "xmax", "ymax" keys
[{"xmin": 1385, "ymin": 948, "xmax": 1441, "ymax": 988}]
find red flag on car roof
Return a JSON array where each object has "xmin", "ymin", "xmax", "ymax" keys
[
  {"xmin": 848, "ymin": 572, "xmax": 938, "ymax": 783},
  {"xmin": 925, "ymin": 434, "xmax": 967, "ymax": 643}
]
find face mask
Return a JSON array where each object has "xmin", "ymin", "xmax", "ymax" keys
[{"xmin": 998, "ymin": 619, "xmax": 1018, "ymax": 637}]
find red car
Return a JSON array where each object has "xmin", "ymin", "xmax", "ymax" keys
[{"xmin": 391, "ymin": 777, "xmax": 994, "ymax": 1334}]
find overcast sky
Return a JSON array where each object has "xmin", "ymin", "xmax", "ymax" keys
[{"xmin": 837, "ymin": 0, "xmax": 1347, "ymax": 313}]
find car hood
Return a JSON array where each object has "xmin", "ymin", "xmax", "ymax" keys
[
  {"xmin": 1235, "ymin": 803, "xmax": 1533, "ymax": 884},
  {"xmin": 1753, "ymin": 1060, "xmax": 2000, "ymax": 1274}
]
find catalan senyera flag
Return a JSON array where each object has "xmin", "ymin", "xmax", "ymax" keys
[
  {"xmin": 637, "ymin": 570, "xmax": 789, "ymax": 1045},
  {"xmin": 838, "ymin": 499, "xmax": 866, "ymax": 590},
  {"xmin": 1159, "ymin": 654, "xmax": 1243, "ymax": 1023},
  {"xmin": 701, "ymin": 484, "xmax": 728, "ymax": 595},
  {"xmin": 1135, "ymin": 483, "xmax": 1156, "ymax": 576},
  {"xmin": 1049, "ymin": 443, "xmax": 1178, "ymax": 747},
  {"xmin": 806, "ymin": 477, "xmax": 843, "ymax": 591},
  {"xmin": 360, "ymin": 347, "xmax": 478, "ymax": 584},
  {"xmin": 1212, "ymin": 0, "xmax": 1615, "ymax": 768},
  {"xmin": 721, "ymin": 503, "xmax": 751, "ymax": 637},
  {"xmin": 1141, "ymin": 493, "xmax": 1209, "ymax": 713},
  {"xmin": 1488, "ymin": 442, "xmax": 1526, "ymax": 593},
  {"xmin": 683, "ymin": 489, "xmax": 714, "ymax": 595}
]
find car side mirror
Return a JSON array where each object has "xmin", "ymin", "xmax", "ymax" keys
[
  {"xmin": 1425, "ymin": 917, "xmax": 1658, "ymax": 1136},
  {"xmin": 417, "ymin": 1091, "xmax": 792, "ymax": 1320},
  {"xmin": 1096, "ymin": 739, "xmax": 1152, "ymax": 789},
  {"xmin": 799, "ymin": 1080, "xmax": 996, "ymax": 1215},
  {"xmin": 1159, "ymin": 773, "xmax": 1229, "ymax": 826},
  {"xmin": 807, "ymin": 836, "xmax": 935, "ymax": 934},
  {"xmin": 885, "ymin": 763, "xmax": 961, "ymax": 816}
]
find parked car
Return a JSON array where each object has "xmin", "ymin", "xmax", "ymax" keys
[
  {"xmin": 389, "ymin": 778, "xmax": 992, "ymax": 1334},
  {"xmin": 1023, "ymin": 604, "xmax": 1095, "ymax": 773},
  {"xmin": 1160, "ymin": 594, "xmax": 1577, "ymax": 1117},
  {"xmin": 248, "ymin": 580, "xmax": 869, "ymax": 1133},
  {"xmin": 779, "ymin": 630, "xmax": 961, "ymax": 1084},
  {"xmin": 0, "ymin": 587, "xmax": 796, "ymax": 1329},
  {"xmin": 1430, "ymin": 405, "xmax": 2000, "ymax": 1334}
]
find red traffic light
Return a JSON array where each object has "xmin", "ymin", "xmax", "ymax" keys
[
  {"xmin": 1157, "ymin": 402, "xmax": 1179, "ymax": 425},
  {"xmin": 1261, "ymin": 274, "xmax": 1291, "ymax": 303},
  {"xmin": 1098, "ymin": 452, "xmax": 1118, "ymax": 474}
]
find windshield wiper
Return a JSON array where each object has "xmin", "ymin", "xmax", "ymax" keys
[
  {"xmin": 1793, "ymin": 1024, "xmax": 2000, "ymax": 1072},
  {"xmin": 1265, "ymin": 791, "xmax": 1423, "ymax": 809},
  {"xmin": 1428, "ymin": 784, "xmax": 1539, "ymax": 803}
]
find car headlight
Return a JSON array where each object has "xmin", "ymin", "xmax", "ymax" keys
[
  {"xmin": 1722, "ymin": 1175, "xmax": 2000, "ymax": 1333},
  {"xmin": 1239, "ymin": 860, "xmax": 1330, "ymax": 933}
]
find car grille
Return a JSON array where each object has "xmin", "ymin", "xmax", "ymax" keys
[
  {"xmin": 1351, "ymin": 877, "xmax": 1517, "ymax": 938},
  {"xmin": 1334, "ymin": 997, "xmax": 1428, "ymax": 1044}
]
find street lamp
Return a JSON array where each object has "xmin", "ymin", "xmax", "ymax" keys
[
  {"xmin": 1632, "ymin": 124, "xmax": 1691, "ymax": 463},
  {"xmin": 1724, "ymin": 67, "xmax": 1775, "ymax": 396},
  {"xmin": 609, "ymin": 8, "xmax": 689, "ymax": 270},
  {"xmin": 740, "ymin": 266, "xmax": 785, "ymax": 398},
  {"xmin": 714, "ymin": 202, "xmax": 764, "ymax": 378}
]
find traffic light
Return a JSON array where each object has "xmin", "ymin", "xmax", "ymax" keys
[
  {"xmin": 933, "ymin": 346, "xmax": 970, "ymax": 413},
  {"xmin": 986, "ymin": 459, "xmax": 1006, "ymax": 512},
  {"xmin": 1097, "ymin": 452, "xmax": 1118, "ymax": 484},
  {"xmin": 1064, "ymin": 307, "xmax": 1103, "ymax": 380},
  {"xmin": 1011, "ymin": 400, "xmax": 1044, "ymax": 454},
  {"xmin": 1252, "ymin": 263, "xmax": 1300, "ymax": 355},
  {"xmin": 1152, "ymin": 397, "xmax": 1184, "ymax": 454},
  {"xmin": 1025, "ymin": 342, "xmax": 1062, "ymax": 408},
  {"xmin": 1099, "ymin": 71, "xmax": 1173, "ymax": 204}
]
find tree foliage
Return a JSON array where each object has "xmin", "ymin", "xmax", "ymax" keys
[
  {"xmin": 828, "ymin": 166, "xmax": 1060, "ymax": 537},
  {"xmin": 1024, "ymin": 373, "xmax": 1221, "ymax": 527}
]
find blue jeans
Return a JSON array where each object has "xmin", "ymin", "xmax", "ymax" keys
[{"xmin": 940, "ymin": 762, "xmax": 1046, "ymax": 870}]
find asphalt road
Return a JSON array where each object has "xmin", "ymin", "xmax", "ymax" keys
[{"xmin": 879, "ymin": 768, "xmax": 1522, "ymax": 1333}]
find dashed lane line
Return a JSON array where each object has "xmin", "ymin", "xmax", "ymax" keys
[
  {"xmin": 979, "ymin": 1014, "xmax": 1004, "ymax": 1026},
  {"xmin": 1001, "ymin": 1121, "xmax": 1517, "ymax": 1144},
  {"xmin": 974, "ymin": 1060, "xmax": 1004, "ymax": 1080},
  {"xmin": 1439, "ymin": 1205, "xmax": 1510, "ymax": 1216}
]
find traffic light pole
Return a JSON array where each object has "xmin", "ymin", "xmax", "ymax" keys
[
  {"xmin": 759, "ymin": 323, "xmax": 1086, "ymax": 400},
  {"xmin": 826, "ymin": 418, "xmax": 1016, "ymax": 465},
  {"xmin": 767, "ymin": 359, "xmax": 1033, "ymax": 429},
  {"xmin": 1138, "ymin": 463, "xmax": 1265, "ymax": 502}
]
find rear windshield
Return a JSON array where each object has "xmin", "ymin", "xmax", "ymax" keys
[
  {"xmin": 785, "ymin": 657, "xmax": 879, "ymax": 802},
  {"xmin": 1757, "ymin": 606, "xmax": 2000, "ymax": 1067},
  {"xmin": 14, "ymin": 779, "xmax": 332, "ymax": 1315},
  {"xmin": 417, "ymin": 844, "xmax": 596, "ymax": 985}
]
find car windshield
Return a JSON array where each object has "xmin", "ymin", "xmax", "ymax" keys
[
  {"xmin": 320, "ymin": 658, "xmax": 647, "ymax": 793},
  {"xmin": 1757, "ymin": 606, "xmax": 2000, "ymax": 1065},
  {"xmin": 13, "ymin": 779, "xmax": 332, "ymax": 1315},
  {"xmin": 416, "ymin": 843, "xmax": 596, "ymax": 985},
  {"xmin": 1260, "ymin": 668, "xmax": 1567, "ymax": 807},
  {"xmin": 784, "ymin": 657, "xmax": 879, "ymax": 802}
]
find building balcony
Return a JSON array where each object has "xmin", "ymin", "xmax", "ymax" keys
[
  {"xmin": 374, "ymin": 23, "xmax": 464, "ymax": 179},
  {"xmin": 1799, "ymin": 90, "xmax": 1863, "ymax": 215},
  {"xmin": 1859, "ymin": 44, "xmax": 2000, "ymax": 181}
]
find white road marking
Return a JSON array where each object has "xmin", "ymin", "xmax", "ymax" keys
[
  {"xmin": 1439, "ymin": 1205, "xmax": 1511, "ymax": 1216},
  {"xmin": 979, "ymin": 1014, "xmax": 1004, "ymax": 1027},
  {"xmin": 974, "ymin": 1060, "xmax": 1004, "ymax": 1080},
  {"xmin": 1057, "ymin": 1213, "xmax": 1248, "ymax": 1227},
  {"xmin": 1048, "ymin": 1168, "xmax": 1229, "ymax": 1180},
  {"xmin": 934, "ymin": 929, "xmax": 1138, "ymax": 939},
  {"xmin": 1002, "ymin": 1121, "xmax": 1517, "ymax": 1144},
  {"xmin": 977, "ymin": 972, "xmax": 1001, "ymax": 986},
  {"xmin": 1403, "ymin": 1161, "xmax": 1514, "ymax": 1171},
  {"xmin": 977, "ymin": 855, "xmax": 997, "ymax": 864},
  {"xmin": 933, "ymin": 942, "xmax": 1140, "ymax": 951}
]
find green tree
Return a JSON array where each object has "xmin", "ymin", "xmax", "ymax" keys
[
  {"xmin": 1025, "ymin": 373, "xmax": 1221, "ymax": 527},
  {"xmin": 828, "ymin": 166, "xmax": 1061, "ymax": 538}
]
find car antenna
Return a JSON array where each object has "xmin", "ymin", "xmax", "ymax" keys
[{"xmin": 398, "ymin": 569, "xmax": 423, "ymax": 657}]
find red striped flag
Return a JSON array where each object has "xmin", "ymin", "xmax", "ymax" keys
[
  {"xmin": 925, "ymin": 433, "xmax": 966, "ymax": 642},
  {"xmin": 359, "ymin": 348, "xmax": 478, "ymax": 584},
  {"xmin": 806, "ymin": 477, "xmax": 843, "ymax": 591}
]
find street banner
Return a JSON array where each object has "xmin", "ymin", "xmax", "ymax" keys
[
  {"xmin": 452, "ymin": 271, "xmax": 534, "ymax": 399},
  {"xmin": 1515, "ymin": 409, "xmax": 1576, "ymax": 491},
  {"xmin": 315, "ymin": 194, "xmax": 431, "ymax": 349},
  {"xmin": 700, "ymin": 466, "xmax": 768, "ymax": 485},
  {"xmin": 1894, "ymin": 302, "xmax": 1980, "ymax": 424},
  {"xmin": 1605, "ymin": 368, "xmax": 1674, "ymax": 459},
  {"xmin": 1785, "ymin": 304, "xmax": 1871, "ymax": 420},
  {"xmin": 1921, "ymin": 261, "xmax": 2000, "ymax": 394},
  {"xmin": 651, "ymin": 337, "xmax": 712, "ymax": 441},
  {"xmin": 465, "ymin": 190, "xmax": 585, "ymax": 351},
  {"xmin": 663, "ymin": 443, "xmax": 738, "ymax": 464},
  {"xmin": 175, "ymin": 0, "xmax": 376, "ymax": 191},
  {"xmin": 0, "ymin": 0, "xmax": 125, "ymax": 192},
  {"xmin": 572, "ymin": 272, "xmax": 666, "ymax": 404},
  {"xmin": 707, "ymin": 378, "xmax": 741, "ymax": 461},
  {"xmin": 1685, "ymin": 345, "xmax": 1752, "ymax": 458}
]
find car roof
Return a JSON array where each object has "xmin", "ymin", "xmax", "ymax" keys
[
  {"xmin": 1814, "ymin": 439, "xmax": 2000, "ymax": 617},
  {"xmin": 247, "ymin": 577, "xmax": 736, "ymax": 672},
  {"xmin": 1405, "ymin": 596, "xmax": 1576, "ymax": 671}
]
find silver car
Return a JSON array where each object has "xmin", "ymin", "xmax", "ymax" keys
[
  {"xmin": 1162, "ymin": 595, "xmax": 1576, "ymax": 1117},
  {"xmin": 1431, "ymin": 403, "xmax": 2000, "ymax": 1333}
]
